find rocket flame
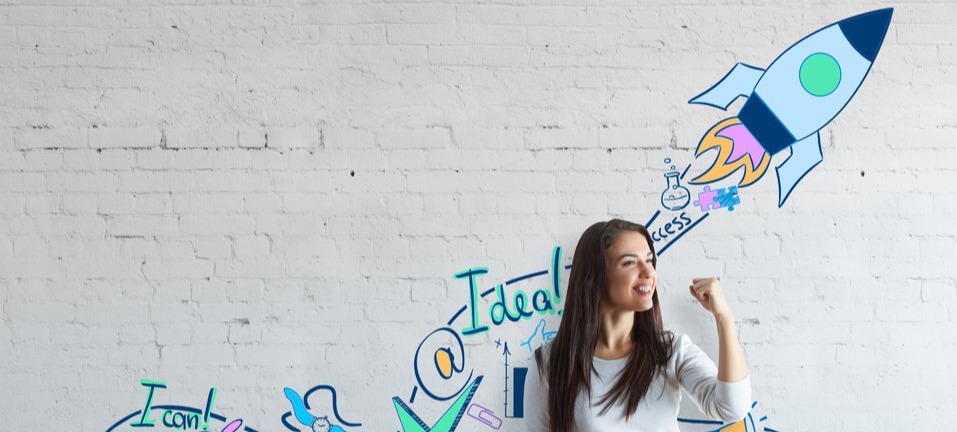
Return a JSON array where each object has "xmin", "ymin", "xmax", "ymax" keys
[{"xmin": 689, "ymin": 117, "xmax": 771, "ymax": 188}]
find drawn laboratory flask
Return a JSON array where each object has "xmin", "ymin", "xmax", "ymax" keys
[{"xmin": 660, "ymin": 164, "xmax": 690, "ymax": 211}]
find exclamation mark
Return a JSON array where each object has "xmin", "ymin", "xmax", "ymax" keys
[{"xmin": 201, "ymin": 388, "xmax": 218, "ymax": 431}]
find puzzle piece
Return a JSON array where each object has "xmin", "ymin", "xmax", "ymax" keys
[
  {"xmin": 715, "ymin": 185, "xmax": 741, "ymax": 212},
  {"xmin": 694, "ymin": 185, "xmax": 741, "ymax": 213},
  {"xmin": 693, "ymin": 186, "xmax": 720, "ymax": 212}
]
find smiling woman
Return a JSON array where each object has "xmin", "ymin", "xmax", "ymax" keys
[{"xmin": 524, "ymin": 219, "xmax": 752, "ymax": 432}]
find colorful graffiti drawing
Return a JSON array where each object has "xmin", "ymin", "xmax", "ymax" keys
[
  {"xmin": 500, "ymin": 342, "xmax": 529, "ymax": 419},
  {"xmin": 694, "ymin": 186, "xmax": 741, "ymax": 212},
  {"xmin": 678, "ymin": 401, "xmax": 777, "ymax": 432},
  {"xmin": 660, "ymin": 158, "xmax": 692, "ymax": 211},
  {"xmin": 103, "ymin": 379, "xmax": 254, "ymax": 432},
  {"xmin": 280, "ymin": 386, "xmax": 361, "ymax": 432},
  {"xmin": 411, "ymin": 327, "xmax": 473, "ymax": 403},
  {"xmin": 221, "ymin": 420, "xmax": 244, "ymax": 432},
  {"xmin": 392, "ymin": 376, "xmax": 483, "ymax": 432},
  {"xmin": 454, "ymin": 247, "xmax": 565, "ymax": 337},
  {"xmin": 687, "ymin": 8, "xmax": 893, "ymax": 207},
  {"xmin": 466, "ymin": 404, "xmax": 503, "ymax": 429},
  {"xmin": 519, "ymin": 319, "xmax": 557, "ymax": 355}
]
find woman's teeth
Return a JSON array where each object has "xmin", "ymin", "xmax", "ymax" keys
[{"xmin": 637, "ymin": 285, "xmax": 652, "ymax": 294}]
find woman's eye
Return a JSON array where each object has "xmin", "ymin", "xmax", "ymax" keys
[
  {"xmin": 623, "ymin": 261, "xmax": 635, "ymax": 266},
  {"xmin": 645, "ymin": 259, "xmax": 654, "ymax": 264}
]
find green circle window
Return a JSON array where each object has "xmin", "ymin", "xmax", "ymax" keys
[{"xmin": 799, "ymin": 53, "xmax": 841, "ymax": 97}]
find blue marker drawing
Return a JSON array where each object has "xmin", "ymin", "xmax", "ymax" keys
[
  {"xmin": 281, "ymin": 386, "xmax": 360, "ymax": 432},
  {"xmin": 677, "ymin": 401, "xmax": 774, "ymax": 432},
  {"xmin": 519, "ymin": 319, "xmax": 557, "ymax": 355},
  {"xmin": 284, "ymin": 388, "xmax": 317, "ymax": 426},
  {"xmin": 510, "ymin": 367, "xmax": 528, "ymax": 419},
  {"xmin": 660, "ymin": 158, "xmax": 691, "ymax": 211},
  {"xmin": 687, "ymin": 8, "xmax": 893, "ymax": 207}
]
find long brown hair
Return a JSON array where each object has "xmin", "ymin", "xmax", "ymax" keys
[{"xmin": 535, "ymin": 218, "xmax": 675, "ymax": 431}]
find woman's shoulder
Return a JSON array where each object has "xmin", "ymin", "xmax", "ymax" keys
[
  {"xmin": 665, "ymin": 331, "xmax": 696, "ymax": 362},
  {"xmin": 669, "ymin": 331, "xmax": 688, "ymax": 345},
  {"xmin": 657, "ymin": 330, "xmax": 684, "ymax": 349}
]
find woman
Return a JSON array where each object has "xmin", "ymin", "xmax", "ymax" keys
[{"xmin": 525, "ymin": 219, "xmax": 752, "ymax": 432}]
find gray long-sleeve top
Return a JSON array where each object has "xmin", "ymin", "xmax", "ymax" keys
[{"xmin": 523, "ymin": 333, "xmax": 752, "ymax": 432}]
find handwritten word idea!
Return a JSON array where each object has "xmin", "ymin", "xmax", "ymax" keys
[{"xmin": 457, "ymin": 247, "xmax": 564, "ymax": 336}]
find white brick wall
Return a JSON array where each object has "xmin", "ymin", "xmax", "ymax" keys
[{"xmin": 1, "ymin": 2, "xmax": 956, "ymax": 431}]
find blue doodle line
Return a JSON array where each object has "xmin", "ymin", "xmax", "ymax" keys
[
  {"xmin": 676, "ymin": 417, "xmax": 723, "ymax": 425},
  {"xmin": 281, "ymin": 413, "xmax": 301, "ymax": 432},
  {"xmin": 679, "ymin": 163, "xmax": 692, "ymax": 180},
  {"xmin": 506, "ymin": 269, "xmax": 549, "ymax": 286},
  {"xmin": 446, "ymin": 306, "xmax": 467, "ymax": 326},
  {"xmin": 645, "ymin": 210, "xmax": 661, "ymax": 228},
  {"xmin": 657, "ymin": 213, "xmax": 710, "ymax": 255},
  {"xmin": 300, "ymin": 385, "xmax": 362, "ymax": 427}
]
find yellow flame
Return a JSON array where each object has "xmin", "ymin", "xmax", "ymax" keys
[{"xmin": 689, "ymin": 118, "xmax": 770, "ymax": 188}]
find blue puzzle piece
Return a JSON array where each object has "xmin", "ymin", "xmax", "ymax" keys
[
  {"xmin": 715, "ymin": 186, "xmax": 741, "ymax": 212},
  {"xmin": 694, "ymin": 186, "xmax": 741, "ymax": 213}
]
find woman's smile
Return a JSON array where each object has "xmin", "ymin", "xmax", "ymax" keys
[{"xmin": 634, "ymin": 284, "xmax": 654, "ymax": 297}]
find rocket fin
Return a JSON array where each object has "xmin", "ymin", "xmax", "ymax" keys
[
  {"xmin": 689, "ymin": 63, "xmax": 765, "ymax": 110},
  {"xmin": 775, "ymin": 131, "xmax": 823, "ymax": 207}
]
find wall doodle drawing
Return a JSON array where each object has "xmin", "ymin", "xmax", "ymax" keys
[
  {"xmin": 694, "ymin": 185, "xmax": 741, "ymax": 212},
  {"xmin": 519, "ymin": 318, "xmax": 557, "ymax": 357},
  {"xmin": 465, "ymin": 404, "xmax": 502, "ymax": 429},
  {"xmin": 687, "ymin": 9, "xmax": 893, "ymax": 207},
  {"xmin": 281, "ymin": 386, "xmax": 361, "ymax": 432},
  {"xmin": 410, "ymin": 327, "xmax": 474, "ymax": 403},
  {"xmin": 103, "ymin": 380, "xmax": 254, "ymax": 432},
  {"xmin": 392, "ymin": 376, "xmax": 483, "ymax": 432},
  {"xmin": 678, "ymin": 401, "xmax": 777, "ymax": 432},
  {"xmin": 661, "ymin": 158, "xmax": 692, "ymax": 211},
  {"xmin": 80, "ymin": 7, "xmax": 903, "ymax": 432}
]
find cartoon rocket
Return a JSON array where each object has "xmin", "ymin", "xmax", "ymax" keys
[{"xmin": 687, "ymin": 8, "xmax": 893, "ymax": 207}]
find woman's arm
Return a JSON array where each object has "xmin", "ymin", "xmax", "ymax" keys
[
  {"xmin": 715, "ymin": 312, "xmax": 748, "ymax": 382},
  {"xmin": 691, "ymin": 277, "xmax": 749, "ymax": 382}
]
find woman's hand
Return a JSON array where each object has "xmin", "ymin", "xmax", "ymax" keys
[{"xmin": 689, "ymin": 277, "xmax": 732, "ymax": 318}]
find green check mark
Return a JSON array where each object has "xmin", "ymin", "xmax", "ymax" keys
[{"xmin": 392, "ymin": 376, "xmax": 483, "ymax": 432}]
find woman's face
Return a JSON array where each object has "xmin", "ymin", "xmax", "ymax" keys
[{"xmin": 604, "ymin": 230, "xmax": 657, "ymax": 312}]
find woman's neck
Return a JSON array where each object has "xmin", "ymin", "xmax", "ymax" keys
[{"xmin": 595, "ymin": 309, "xmax": 634, "ymax": 360}]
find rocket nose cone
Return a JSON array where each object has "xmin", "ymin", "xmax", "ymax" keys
[{"xmin": 838, "ymin": 8, "xmax": 893, "ymax": 62}]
